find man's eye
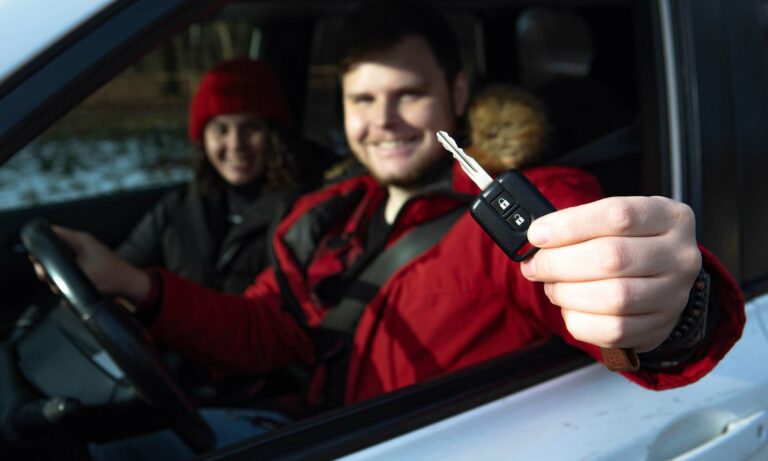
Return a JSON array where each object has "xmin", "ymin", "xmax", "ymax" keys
[
  {"xmin": 401, "ymin": 91, "xmax": 424, "ymax": 101},
  {"xmin": 350, "ymin": 95, "xmax": 373, "ymax": 105}
]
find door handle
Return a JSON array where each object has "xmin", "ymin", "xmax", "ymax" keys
[{"xmin": 649, "ymin": 410, "xmax": 768, "ymax": 460}]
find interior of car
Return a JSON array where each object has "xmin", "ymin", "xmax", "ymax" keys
[{"xmin": 0, "ymin": 0, "xmax": 702, "ymax": 459}]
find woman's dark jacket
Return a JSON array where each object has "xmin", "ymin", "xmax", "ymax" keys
[{"xmin": 118, "ymin": 183, "xmax": 292, "ymax": 294}]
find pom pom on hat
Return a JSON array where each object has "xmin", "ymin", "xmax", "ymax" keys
[{"xmin": 188, "ymin": 58, "xmax": 292, "ymax": 142}]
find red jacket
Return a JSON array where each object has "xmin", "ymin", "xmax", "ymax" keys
[{"xmin": 149, "ymin": 163, "xmax": 745, "ymax": 404}]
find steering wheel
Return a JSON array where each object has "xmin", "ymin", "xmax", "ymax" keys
[{"xmin": 20, "ymin": 219, "xmax": 215, "ymax": 453}]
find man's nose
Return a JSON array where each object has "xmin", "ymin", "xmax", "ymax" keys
[{"xmin": 372, "ymin": 97, "xmax": 400, "ymax": 127}]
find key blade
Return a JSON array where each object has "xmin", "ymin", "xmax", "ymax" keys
[
  {"xmin": 436, "ymin": 133, "xmax": 478, "ymax": 179},
  {"xmin": 436, "ymin": 131, "xmax": 493, "ymax": 190}
]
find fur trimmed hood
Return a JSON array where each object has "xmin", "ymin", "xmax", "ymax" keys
[{"xmin": 466, "ymin": 85, "xmax": 548, "ymax": 174}]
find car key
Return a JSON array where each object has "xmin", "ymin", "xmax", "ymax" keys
[
  {"xmin": 436, "ymin": 130, "xmax": 554, "ymax": 262},
  {"xmin": 436, "ymin": 130, "xmax": 639, "ymax": 372}
]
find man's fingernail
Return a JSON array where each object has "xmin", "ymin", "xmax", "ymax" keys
[
  {"xmin": 521, "ymin": 258, "xmax": 536, "ymax": 278},
  {"xmin": 528, "ymin": 222, "xmax": 550, "ymax": 246}
]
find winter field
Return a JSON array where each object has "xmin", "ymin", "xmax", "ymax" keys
[{"xmin": 0, "ymin": 131, "xmax": 193, "ymax": 212}]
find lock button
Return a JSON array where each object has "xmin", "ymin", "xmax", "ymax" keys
[{"xmin": 490, "ymin": 191, "xmax": 518, "ymax": 217}]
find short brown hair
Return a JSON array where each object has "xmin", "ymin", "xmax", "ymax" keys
[{"xmin": 337, "ymin": 1, "xmax": 462, "ymax": 85}]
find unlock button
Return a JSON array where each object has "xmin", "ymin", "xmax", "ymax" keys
[{"xmin": 506, "ymin": 208, "xmax": 531, "ymax": 232}]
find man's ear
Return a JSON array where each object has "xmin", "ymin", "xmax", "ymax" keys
[{"xmin": 451, "ymin": 71, "xmax": 470, "ymax": 116}]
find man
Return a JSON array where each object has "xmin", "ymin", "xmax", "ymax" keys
[{"xmin": 54, "ymin": 2, "xmax": 743, "ymax": 409}]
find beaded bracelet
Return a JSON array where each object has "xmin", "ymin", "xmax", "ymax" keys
[
  {"xmin": 638, "ymin": 267, "xmax": 712, "ymax": 369},
  {"xmin": 667, "ymin": 267, "xmax": 711, "ymax": 347}
]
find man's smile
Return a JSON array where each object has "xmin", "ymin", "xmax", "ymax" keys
[{"xmin": 368, "ymin": 136, "xmax": 422, "ymax": 157}]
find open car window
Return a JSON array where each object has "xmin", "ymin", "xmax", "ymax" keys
[
  {"xmin": 0, "ymin": 0, "xmax": 648, "ymax": 428},
  {"xmin": 0, "ymin": 0, "xmax": 645, "ymax": 401}
]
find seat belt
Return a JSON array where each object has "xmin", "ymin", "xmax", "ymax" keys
[{"xmin": 320, "ymin": 206, "xmax": 466, "ymax": 334}]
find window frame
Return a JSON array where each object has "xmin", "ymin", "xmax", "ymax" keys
[{"xmin": 667, "ymin": 0, "xmax": 768, "ymax": 298}]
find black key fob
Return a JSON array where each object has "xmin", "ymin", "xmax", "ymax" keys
[{"xmin": 470, "ymin": 169, "xmax": 556, "ymax": 262}]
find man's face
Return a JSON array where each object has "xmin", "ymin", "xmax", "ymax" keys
[{"xmin": 342, "ymin": 36, "xmax": 467, "ymax": 188}]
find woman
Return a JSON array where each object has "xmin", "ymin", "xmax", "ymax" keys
[
  {"xmin": 118, "ymin": 58, "xmax": 299, "ymax": 294},
  {"xmin": 108, "ymin": 60, "xmax": 305, "ymax": 435}
]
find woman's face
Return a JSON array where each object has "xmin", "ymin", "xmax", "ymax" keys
[{"xmin": 202, "ymin": 113, "xmax": 269, "ymax": 186}]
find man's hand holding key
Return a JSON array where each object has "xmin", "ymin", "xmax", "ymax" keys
[
  {"xmin": 438, "ymin": 130, "xmax": 702, "ymax": 358},
  {"xmin": 520, "ymin": 195, "xmax": 701, "ymax": 353}
]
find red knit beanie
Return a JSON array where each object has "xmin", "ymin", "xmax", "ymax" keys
[{"xmin": 188, "ymin": 58, "xmax": 293, "ymax": 142}]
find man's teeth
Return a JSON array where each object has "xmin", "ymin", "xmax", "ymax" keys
[{"xmin": 377, "ymin": 140, "xmax": 410, "ymax": 148}]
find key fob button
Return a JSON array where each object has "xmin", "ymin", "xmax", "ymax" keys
[
  {"xmin": 506, "ymin": 208, "xmax": 531, "ymax": 232},
  {"xmin": 490, "ymin": 192, "xmax": 518, "ymax": 216}
]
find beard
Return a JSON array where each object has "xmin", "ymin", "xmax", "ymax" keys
[{"xmin": 366, "ymin": 150, "xmax": 449, "ymax": 189}]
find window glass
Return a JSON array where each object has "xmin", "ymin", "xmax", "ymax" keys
[{"xmin": 0, "ymin": 18, "xmax": 262, "ymax": 212}]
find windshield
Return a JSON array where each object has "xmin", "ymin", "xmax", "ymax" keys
[{"xmin": 0, "ymin": 0, "xmax": 114, "ymax": 83}]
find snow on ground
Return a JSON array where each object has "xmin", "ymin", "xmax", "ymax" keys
[{"xmin": 0, "ymin": 132, "xmax": 193, "ymax": 211}]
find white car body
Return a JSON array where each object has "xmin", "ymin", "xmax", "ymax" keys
[{"xmin": 345, "ymin": 296, "xmax": 768, "ymax": 460}]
